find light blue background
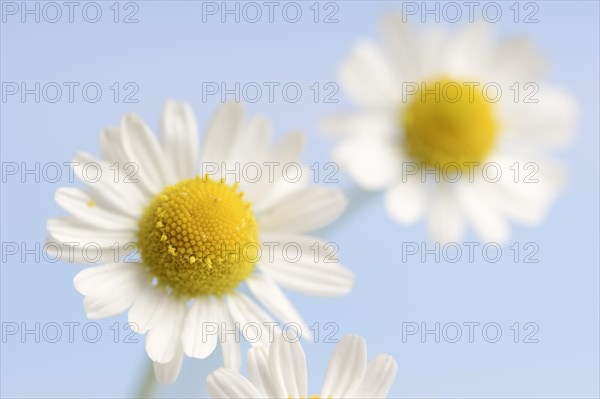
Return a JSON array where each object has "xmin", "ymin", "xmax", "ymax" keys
[{"xmin": 1, "ymin": 1, "xmax": 598, "ymax": 397}]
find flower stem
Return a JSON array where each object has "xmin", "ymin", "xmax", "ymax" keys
[{"xmin": 136, "ymin": 361, "xmax": 156, "ymax": 398}]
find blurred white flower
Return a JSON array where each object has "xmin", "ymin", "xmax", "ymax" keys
[
  {"xmin": 47, "ymin": 101, "xmax": 353, "ymax": 383},
  {"xmin": 325, "ymin": 14, "xmax": 579, "ymax": 243},
  {"xmin": 207, "ymin": 334, "xmax": 397, "ymax": 398}
]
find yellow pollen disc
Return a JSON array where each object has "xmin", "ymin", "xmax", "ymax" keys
[
  {"xmin": 401, "ymin": 77, "xmax": 499, "ymax": 171},
  {"xmin": 137, "ymin": 175, "xmax": 258, "ymax": 298}
]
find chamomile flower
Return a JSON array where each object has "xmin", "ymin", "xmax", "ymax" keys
[
  {"xmin": 47, "ymin": 101, "xmax": 353, "ymax": 383},
  {"xmin": 207, "ymin": 334, "xmax": 397, "ymax": 398},
  {"xmin": 325, "ymin": 15, "xmax": 578, "ymax": 243}
]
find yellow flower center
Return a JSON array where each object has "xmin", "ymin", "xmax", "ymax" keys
[
  {"xmin": 137, "ymin": 176, "xmax": 258, "ymax": 298},
  {"xmin": 401, "ymin": 77, "xmax": 499, "ymax": 171}
]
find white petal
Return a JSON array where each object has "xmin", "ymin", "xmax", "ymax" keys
[
  {"xmin": 73, "ymin": 262, "xmax": 149, "ymax": 319},
  {"xmin": 120, "ymin": 113, "xmax": 177, "ymax": 193},
  {"xmin": 181, "ymin": 297, "xmax": 219, "ymax": 359},
  {"xmin": 333, "ymin": 136, "xmax": 401, "ymax": 190},
  {"xmin": 320, "ymin": 111, "xmax": 397, "ymax": 140},
  {"xmin": 216, "ymin": 298, "xmax": 241, "ymax": 371},
  {"xmin": 456, "ymin": 182, "xmax": 509, "ymax": 244},
  {"xmin": 247, "ymin": 130, "xmax": 305, "ymax": 212},
  {"xmin": 45, "ymin": 235, "xmax": 129, "ymax": 265},
  {"xmin": 442, "ymin": 21, "xmax": 493, "ymax": 78},
  {"xmin": 99, "ymin": 126, "xmax": 158, "ymax": 200},
  {"xmin": 258, "ymin": 187, "xmax": 347, "ymax": 234},
  {"xmin": 260, "ymin": 259, "xmax": 354, "ymax": 297},
  {"xmin": 490, "ymin": 155, "xmax": 565, "ymax": 225},
  {"xmin": 72, "ymin": 152, "xmax": 147, "ymax": 218},
  {"xmin": 380, "ymin": 12, "xmax": 423, "ymax": 81},
  {"xmin": 201, "ymin": 102, "xmax": 244, "ymax": 165},
  {"xmin": 488, "ymin": 36, "xmax": 546, "ymax": 81},
  {"xmin": 144, "ymin": 296, "xmax": 186, "ymax": 363},
  {"xmin": 160, "ymin": 100, "xmax": 200, "ymax": 180},
  {"xmin": 268, "ymin": 335, "xmax": 308, "ymax": 399},
  {"xmin": 55, "ymin": 188, "xmax": 137, "ymax": 230},
  {"xmin": 349, "ymin": 354, "xmax": 397, "ymax": 398},
  {"xmin": 339, "ymin": 39, "xmax": 400, "ymax": 107},
  {"xmin": 247, "ymin": 346, "xmax": 276, "ymax": 397},
  {"xmin": 321, "ymin": 335, "xmax": 367, "ymax": 398},
  {"xmin": 502, "ymin": 86, "xmax": 579, "ymax": 149},
  {"xmin": 426, "ymin": 185, "xmax": 466, "ymax": 244},
  {"xmin": 226, "ymin": 293, "xmax": 279, "ymax": 346},
  {"xmin": 224, "ymin": 115, "xmax": 272, "ymax": 167},
  {"xmin": 207, "ymin": 368, "xmax": 262, "ymax": 399},
  {"xmin": 153, "ymin": 345, "xmax": 184, "ymax": 384},
  {"xmin": 384, "ymin": 175, "xmax": 426, "ymax": 224},
  {"xmin": 100, "ymin": 126, "xmax": 127, "ymax": 163},
  {"xmin": 246, "ymin": 275, "xmax": 311, "ymax": 340},
  {"xmin": 260, "ymin": 232, "xmax": 339, "ymax": 264},
  {"xmin": 128, "ymin": 286, "xmax": 170, "ymax": 333},
  {"xmin": 47, "ymin": 217, "xmax": 136, "ymax": 248}
]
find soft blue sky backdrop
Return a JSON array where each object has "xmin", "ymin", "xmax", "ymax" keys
[{"xmin": 1, "ymin": 1, "xmax": 599, "ymax": 397}]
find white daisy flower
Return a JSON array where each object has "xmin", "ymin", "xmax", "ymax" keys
[
  {"xmin": 47, "ymin": 101, "xmax": 354, "ymax": 383},
  {"xmin": 207, "ymin": 334, "xmax": 397, "ymax": 398},
  {"xmin": 325, "ymin": 15, "xmax": 579, "ymax": 243}
]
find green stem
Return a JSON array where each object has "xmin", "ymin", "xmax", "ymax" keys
[{"xmin": 135, "ymin": 361, "xmax": 156, "ymax": 399}]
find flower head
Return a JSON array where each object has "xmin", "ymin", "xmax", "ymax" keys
[
  {"xmin": 207, "ymin": 334, "xmax": 397, "ymax": 398},
  {"xmin": 325, "ymin": 15, "xmax": 579, "ymax": 243},
  {"xmin": 48, "ymin": 101, "xmax": 354, "ymax": 383}
]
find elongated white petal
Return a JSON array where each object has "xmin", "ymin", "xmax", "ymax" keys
[
  {"xmin": 55, "ymin": 188, "xmax": 137, "ymax": 230},
  {"xmin": 321, "ymin": 335, "xmax": 368, "ymax": 398},
  {"xmin": 144, "ymin": 297, "xmax": 186, "ymax": 363},
  {"xmin": 442, "ymin": 20, "xmax": 493, "ymax": 78},
  {"xmin": 385, "ymin": 175, "xmax": 426, "ymax": 225},
  {"xmin": 246, "ymin": 275, "xmax": 311, "ymax": 340},
  {"xmin": 456, "ymin": 182, "xmax": 509, "ymax": 244},
  {"xmin": 503, "ymin": 86, "xmax": 579, "ymax": 149},
  {"xmin": 100, "ymin": 126, "xmax": 127, "ymax": 164},
  {"xmin": 160, "ymin": 100, "xmax": 200, "ymax": 180},
  {"xmin": 48, "ymin": 217, "xmax": 136, "ymax": 248},
  {"xmin": 333, "ymin": 136, "xmax": 400, "ymax": 190},
  {"xmin": 153, "ymin": 345, "xmax": 184, "ymax": 384},
  {"xmin": 201, "ymin": 102, "xmax": 244, "ymax": 165},
  {"xmin": 488, "ymin": 154, "xmax": 565, "ymax": 225},
  {"xmin": 488, "ymin": 36, "xmax": 545, "ymax": 81},
  {"xmin": 73, "ymin": 262, "xmax": 149, "ymax": 319},
  {"xmin": 426, "ymin": 185, "xmax": 465, "ymax": 244},
  {"xmin": 268, "ymin": 335, "xmax": 308, "ymax": 399},
  {"xmin": 181, "ymin": 297, "xmax": 219, "ymax": 359},
  {"xmin": 260, "ymin": 259, "xmax": 354, "ymax": 297},
  {"xmin": 72, "ymin": 152, "xmax": 148, "ymax": 218},
  {"xmin": 224, "ymin": 115, "xmax": 272, "ymax": 167},
  {"xmin": 380, "ymin": 12, "xmax": 423, "ymax": 81},
  {"xmin": 207, "ymin": 368, "xmax": 262, "ymax": 398},
  {"xmin": 216, "ymin": 298, "xmax": 241, "ymax": 371},
  {"xmin": 320, "ymin": 111, "xmax": 397, "ymax": 140},
  {"xmin": 339, "ymin": 39, "xmax": 400, "ymax": 107},
  {"xmin": 128, "ymin": 286, "xmax": 169, "ymax": 334},
  {"xmin": 349, "ymin": 354, "xmax": 397, "ymax": 398},
  {"xmin": 247, "ymin": 346, "xmax": 276, "ymax": 397},
  {"xmin": 226, "ymin": 292, "xmax": 279, "ymax": 346},
  {"xmin": 121, "ymin": 113, "xmax": 177, "ymax": 193},
  {"xmin": 45, "ymin": 235, "xmax": 132, "ymax": 265},
  {"xmin": 246, "ymin": 130, "xmax": 306, "ymax": 212},
  {"xmin": 258, "ymin": 187, "xmax": 347, "ymax": 234}
]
